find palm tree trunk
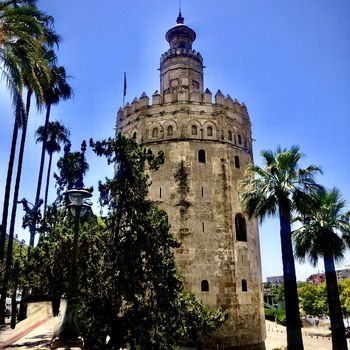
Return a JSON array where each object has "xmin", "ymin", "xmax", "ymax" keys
[
  {"xmin": 278, "ymin": 199, "xmax": 304, "ymax": 350},
  {"xmin": 0, "ymin": 119, "xmax": 19, "ymax": 263},
  {"xmin": 1, "ymin": 90, "xmax": 32, "ymax": 324},
  {"xmin": 35, "ymin": 103, "xmax": 51, "ymax": 206},
  {"xmin": 44, "ymin": 152, "xmax": 53, "ymax": 212},
  {"xmin": 32, "ymin": 103, "xmax": 51, "ymax": 239},
  {"xmin": 324, "ymin": 252, "xmax": 348, "ymax": 350}
]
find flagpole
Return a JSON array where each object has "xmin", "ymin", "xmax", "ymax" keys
[{"xmin": 123, "ymin": 72, "xmax": 127, "ymax": 108}]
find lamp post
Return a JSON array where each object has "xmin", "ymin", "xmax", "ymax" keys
[
  {"xmin": 51, "ymin": 141, "xmax": 91, "ymax": 350},
  {"xmin": 51, "ymin": 188, "xmax": 91, "ymax": 350}
]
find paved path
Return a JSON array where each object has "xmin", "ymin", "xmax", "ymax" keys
[
  {"xmin": 265, "ymin": 320, "xmax": 350, "ymax": 350},
  {"xmin": 0, "ymin": 302, "xmax": 65, "ymax": 350},
  {"xmin": 2, "ymin": 305, "xmax": 350, "ymax": 349}
]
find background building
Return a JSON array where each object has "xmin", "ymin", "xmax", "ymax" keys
[
  {"xmin": 117, "ymin": 13, "xmax": 265, "ymax": 349},
  {"xmin": 306, "ymin": 273, "xmax": 325, "ymax": 285},
  {"xmin": 336, "ymin": 265, "xmax": 350, "ymax": 281},
  {"xmin": 266, "ymin": 276, "xmax": 284, "ymax": 285}
]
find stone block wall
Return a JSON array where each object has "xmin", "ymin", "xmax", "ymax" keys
[{"xmin": 116, "ymin": 91, "xmax": 266, "ymax": 349}]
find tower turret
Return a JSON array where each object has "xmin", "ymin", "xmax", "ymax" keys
[
  {"xmin": 117, "ymin": 13, "xmax": 265, "ymax": 350},
  {"xmin": 160, "ymin": 13, "xmax": 204, "ymax": 94}
]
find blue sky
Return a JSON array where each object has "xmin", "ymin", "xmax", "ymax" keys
[{"xmin": 0, "ymin": 0, "xmax": 349, "ymax": 281}]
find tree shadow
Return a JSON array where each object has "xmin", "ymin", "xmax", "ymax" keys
[{"xmin": 4, "ymin": 334, "xmax": 50, "ymax": 348}]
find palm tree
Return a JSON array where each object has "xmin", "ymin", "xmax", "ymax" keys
[
  {"xmin": 54, "ymin": 141, "xmax": 90, "ymax": 204},
  {"xmin": 239, "ymin": 146, "xmax": 322, "ymax": 350},
  {"xmin": 0, "ymin": 0, "xmax": 60, "ymax": 324},
  {"xmin": 0, "ymin": 0, "xmax": 49, "ymax": 263},
  {"xmin": 36, "ymin": 121, "xmax": 70, "ymax": 213},
  {"xmin": 0, "ymin": 0, "xmax": 50, "ymax": 324},
  {"xmin": 34, "ymin": 65, "xmax": 72, "ymax": 219},
  {"xmin": 4, "ymin": 4, "xmax": 61, "ymax": 253},
  {"xmin": 293, "ymin": 189, "xmax": 350, "ymax": 350}
]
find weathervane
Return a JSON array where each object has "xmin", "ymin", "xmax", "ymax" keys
[{"xmin": 177, "ymin": 0, "xmax": 184, "ymax": 24}]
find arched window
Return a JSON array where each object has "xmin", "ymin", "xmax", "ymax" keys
[
  {"xmin": 228, "ymin": 130, "xmax": 232, "ymax": 141},
  {"xmin": 152, "ymin": 127, "xmax": 158, "ymax": 138},
  {"xmin": 198, "ymin": 149, "xmax": 206, "ymax": 163},
  {"xmin": 242, "ymin": 279, "xmax": 247, "ymax": 292},
  {"xmin": 201, "ymin": 280, "xmax": 209, "ymax": 292},
  {"xmin": 167, "ymin": 125, "xmax": 173, "ymax": 136},
  {"xmin": 207, "ymin": 126, "xmax": 213, "ymax": 137},
  {"xmin": 235, "ymin": 155, "xmax": 240, "ymax": 169},
  {"xmin": 238, "ymin": 134, "xmax": 242, "ymax": 145},
  {"xmin": 191, "ymin": 125, "xmax": 198, "ymax": 135},
  {"xmin": 235, "ymin": 213, "xmax": 247, "ymax": 242}
]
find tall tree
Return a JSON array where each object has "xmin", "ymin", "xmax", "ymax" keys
[
  {"xmin": 88, "ymin": 134, "xmax": 225, "ymax": 349},
  {"xmin": 0, "ymin": 0, "xmax": 57, "ymax": 324},
  {"xmin": 293, "ymin": 188, "xmax": 350, "ymax": 350},
  {"xmin": 0, "ymin": 0, "xmax": 49, "ymax": 263},
  {"xmin": 34, "ymin": 65, "xmax": 72, "ymax": 220},
  {"xmin": 53, "ymin": 142, "xmax": 90, "ymax": 204},
  {"xmin": 6, "ymin": 10, "xmax": 61, "ymax": 253},
  {"xmin": 35, "ymin": 121, "xmax": 70, "ymax": 214},
  {"xmin": 239, "ymin": 146, "xmax": 322, "ymax": 350},
  {"xmin": 0, "ymin": 2, "xmax": 63, "ymax": 327}
]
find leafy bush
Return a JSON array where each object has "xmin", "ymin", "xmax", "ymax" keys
[{"xmin": 264, "ymin": 307, "xmax": 286, "ymax": 326}]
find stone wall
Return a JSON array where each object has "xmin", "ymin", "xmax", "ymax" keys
[{"xmin": 117, "ymin": 90, "xmax": 266, "ymax": 349}]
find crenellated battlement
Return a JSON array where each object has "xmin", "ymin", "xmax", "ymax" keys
[
  {"xmin": 117, "ymin": 89, "xmax": 249, "ymax": 122},
  {"xmin": 116, "ymin": 88, "xmax": 253, "ymax": 157},
  {"xmin": 160, "ymin": 48, "xmax": 203, "ymax": 64}
]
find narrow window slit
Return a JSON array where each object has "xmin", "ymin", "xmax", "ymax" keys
[{"xmin": 201, "ymin": 280, "xmax": 209, "ymax": 292}]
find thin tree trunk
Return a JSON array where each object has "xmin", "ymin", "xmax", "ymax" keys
[
  {"xmin": 324, "ymin": 252, "xmax": 348, "ymax": 350},
  {"xmin": 0, "ymin": 90, "xmax": 32, "ymax": 324},
  {"xmin": 278, "ymin": 199, "xmax": 304, "ymax": 350},
  {"xmin": 0, "ymin": 119, "xmax": 19, "ymax": 263},
  {"xmin": 33, "ymin": 104, "xmax": 51, "ymax": 221},
  {"xmin": 44, "ymin": 152, "xmax": 53, "ymax": 212}
]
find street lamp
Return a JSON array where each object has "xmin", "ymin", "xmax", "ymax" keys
[{"xmin": 51, "ymin": 141, "xmax": 92, "ymax": 350}]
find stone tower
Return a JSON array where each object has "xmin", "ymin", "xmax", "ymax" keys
[{"xmin": 116, "ymin": 13, "xmax": 266, "ymax": 350}]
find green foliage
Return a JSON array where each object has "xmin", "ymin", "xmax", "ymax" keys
[
  {"xmin": 270, "ymin": 284, "xmax": 285, "ymax": 304},
  {"xmin": 88, "ymin": 133, "xmax": 224, "ymax": 349},
  {"xmin": 293, "ymin": 188, "xmax": 350, "ymax": 266},
  {"xmin": 32, "ymin": 204, "xmax": 105, "ymax": 315},
  {"xmin": 0, "ymin": 0, "xmax": 52, "ymax": 121},
  {"xmin": 298, "ymin": 283, "xmax": 328, "ymax": 317},
  {"xmin": 33, "ymin": 133, "xmax": 224, "ymax": 349},
  {"xmin": 239, "ymin": 145, "xmax": 322, "ymax": 222},
  {"xmin": 293, "ymin": 188, "xmax": 350, "ymax": 348},
  {"xmin": 35, "ymin": 121, "xmax": 70, "ymax": 155},
  {"xmin": 298, "ymin": 279, "xmax": 350, "ymax": 321},
  {"xmin": 31, "ymin": 205, "xmax": 71, "ymax": 304},
  {"xmin": 264, "ymin": 307, "xmax": 286, "ymax": 326},
  {"xmin": 53, "ymin": 142, "xmax": 90, "ymax": 202},
  {"xmin": 174, "ymin": 160, "xmax": 192, "ymax": 221},
  {"xmin": 239, "ymin": 146, "xmax": 321, "ymax": 349},
  {"xmin": 339, "ymin": 279, "xmax": 350, "ymax": 322},
  {"xmin": 1, "ymin": 239, "xmax": 27, "ymax": 291}
]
